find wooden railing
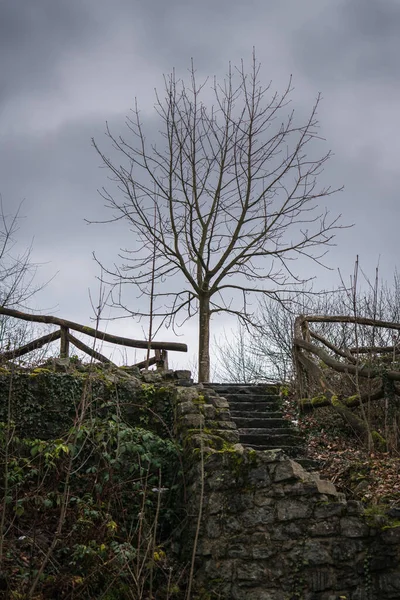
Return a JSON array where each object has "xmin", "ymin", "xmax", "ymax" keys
[
  {"xmin": 293, "ymin": 313, "xmax": 400, "ymax": 406},
  {"xmin": 0, "ymin": 307, "xmax": 187, "ymax": 370},
  {"xmin": 292, "ymin": 313, "xmax": 400, "ymax": 446}
]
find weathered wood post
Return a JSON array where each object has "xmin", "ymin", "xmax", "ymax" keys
[
  {"xmin": 293, "ymin": 315, "xmax": 309, "ymax": 399},
  {"xmin": 60, "ymin": 326, "xmax": 70, "ymax": 359},
  {"xmin": 155, "ymin": 349, "xmax": 168, "ymax": 371}
]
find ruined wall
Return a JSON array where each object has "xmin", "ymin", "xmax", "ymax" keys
[
  {"xmin": 1, "ymin": 363, "xmax": 400, "ymax": 599},
  {"xmin": 175, "ymin": 385, "xmax": 400, "ymax": 600}
]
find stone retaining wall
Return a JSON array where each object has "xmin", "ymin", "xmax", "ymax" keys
[{"xmin": 174, "ymin": 384, "xmax": 400, "ymax": 600}]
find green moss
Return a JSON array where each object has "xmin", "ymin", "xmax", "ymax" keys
[
  {"xmin": 371, "ymin": 430, "xmax": 387, "ymax": 451},
  {"xmin": 30, "ymin": 367, "xmax": 53, "ymax": 376},
  {"xmin": 309, "ymin": 394, "xmax": 327, "ymax": 407},
  {"xmin": 280, "ymin": 385, "xmax": 290, "ymax": 397},
  {"xmin": 345, "ymin": 394, "xmax": 359, "ymax": 405},
  {"xmin": 362, "ymin": 507, "xmax": 400, "ymax": 533},
  {"xmin": 362, "ymin": 505, "xmax": 400, "ymax": 529},
  {"xmin": 330, "ymin": 394, "xmax": 340, "ymax": 406},
  {"xmin": 193, "ymin": 394, "xmax": 206, "ymax": 405},
  {"xmin": 382, "ymin": 521, "xmax": 400, "ymax": 530}
]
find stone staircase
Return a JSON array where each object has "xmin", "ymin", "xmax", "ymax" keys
[{"xmin": 204, "ymin": 382, "xmax": 313, "ymax": 464}]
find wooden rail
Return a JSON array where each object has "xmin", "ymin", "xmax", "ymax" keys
[
  {"xmin": 293, "ymin": 314, "xmax": 400, "ymax": 373},
  {"xmin": 292, "ymin": 313, "xmax": 400, "ymax": 446},
  {"xmin": 293, "ymin": 314, "xmax": 400, "ymax": 407},
  {"xmin": 0, "ymin": 307, "xmax": 187, "ymax": 370}
]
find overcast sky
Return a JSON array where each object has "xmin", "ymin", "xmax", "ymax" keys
[{"xmin": 1, "ymin": 0, "xmax": 400, "ymax": 373}]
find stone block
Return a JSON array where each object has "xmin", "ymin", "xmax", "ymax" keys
[
  {"xmin": 276, "ymin": 498, "xmax": 312, "ymax": 521},
  {"xmin": 214, "ymin": 429, "xmax": 240, "ymax": 443},
  {"xmin": 302, "ymin": 540, "xmax": 334, "ymax": 566},
  {"xmin": 381, "ymin": 525, "xmax": 400, "ymax": 544},
  {"xmin": 241, "ymin": 506, "xmax": 275, "ymax": 527},
  {"xmin": 231, "ymin": 588, "xmax": 283, "ymax": 600},
  {"xmin": 314, "ymin": 502, "xmax": 346, "ymax": 520},
  {"xmin": 370, "ymin": 553, "xmax": 398, "ymax": 571},
  {"xmin": 233, "ymin": 443, "xmax": 245, "ymax": 454},
  {"xmin": 206, "ymin": 516, "xmax": 222, "ymax": 539},
  {"xmin": 252, "ymin": 545, "xmax": 277, "ymax": 559},
  {"xmin": 215, "ymin": 420, "xmax": 237, "ymax": 430},
  {"xmin": 203, "ymin": 404, "xmax": 216, "ymax": 419},
  {"xmin": 378, "ymin": 572, "xmax": 400, "ymax": 595},
  {"xmin": 346, "ymin": 499, "xmax": 364, "ymax": 515},
  {"xmin": 331, "ymin": 539, "xmax": 364, "ymax": 562},
  {"xmin": 224, "ymin": 515, "xmax": 242, "ymax": 533},
  {"xmin": 173, "ymin": 369, "xmax": 192, "ymax": 380},
  {"xmin": 173, "ymin": 378, "xmax": 193, "ymax": 386},
  {"xmin": 204, "ymin": 558, "xmax": 234, "ymax": 581},
  {"xmin": 207, "ymin": 471, "xmax": 237, "ymax": 491},
  {"xmin": 253, "ymin": 491, "xmax": 275, "ymax": 507},
  {"xmin": 225, "ymin": 492, "xmax": 254, "ymax": 513},
  {"xmin": 227, "ymin": 543, "xmax": 248, "ymax": 558},
  {"xmin": 180, "ymin": 413, "xmax": 205, "ymax": 428},
  {"xmin": 251, "ymin": 531, "xmax": 271, "ymax": 544},
  {"xmin": 340, "ymin": 517, "xmax": 369, "ymax": 538},
  {"xmin": 273, "ymin": 459, "xmax": 307, "ymax": 482},
  {"xmin": 314, "ymin": 478, "xmax": 338, "ymax": 497},
  {"xmin": 204, "ymin": 452, "xmax": 224, "ymax": 470},
  {"xmin": 261, "ymin": 448, "xmax": 288, "ymax": 463},
  {"xmin": 206, "ymin": 492, "xmax": 225, "ymax": 515},
  {"xmin": 176, "ymin": 400, "xmax": 196, "ymax": 416},
  {"xmin": 281, "ymin": 481, "xmax": 318, "ymax": 496},
  {"xmin": 236, "ymin": 561, "xmax": 269, "ymax": 582},
  {"xmin": 211, "ymin": 396, "xmax": 230, "ymax": 409},
  {"xmin": 196, "ymin": 539, "xmax": 213, "ymax": 556},
  {"xmin": 270, "ymin": 520, "xmax": 308, "ymax": 541},
  {"xmin": 216, "ymin": 408, "xmax": 233, "ymax": 421},
  {"xmin": 247, "ymin": 466, "xmax": 271, "ymax": 487},
  {"xmin": 309, "ymin": 518, "xmax": 340, "ymax": 537},
  {"xmin": 142, "ymin": 371, "xmax": 163, "ymax": 382}
]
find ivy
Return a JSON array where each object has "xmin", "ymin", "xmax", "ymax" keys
[
  {"xmin": 0, "ymin": 415, "xmax": 184, "ymax": 598},
  {"xmin": 0, "ymin": 371, "xmax": 177, "ymax": 439}
]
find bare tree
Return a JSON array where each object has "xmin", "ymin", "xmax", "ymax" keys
[
  {"xmin": 92, "ymin": 55, "xmax": 343, "ymax": 382},
  {"xmin": 0, "ymin": 199, "xmax": 39, "ymax": 308},
  {"xmin": 214, "ymin": 324, "xmax": 268, "ymax": 384},
  {"xmin": 0, "ymin": 199, "xmax": 48, "ymax": 360}
]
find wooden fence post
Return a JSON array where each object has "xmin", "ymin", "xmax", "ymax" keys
[
  {"xmin": 60, "ymin": 326, "xmax": 70, "ymax": 359},
  {"xmin": 155, "ymin": 349, "xmax": 168, "ymax": 371}
]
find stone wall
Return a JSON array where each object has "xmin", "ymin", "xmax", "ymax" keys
[
  {"xmin": 1, "ymin": 364, "xmax": 399, "ymax": 599},
  {"xmin": 174, "ymin": 384, "xmax": 400, "ymax": 600}
]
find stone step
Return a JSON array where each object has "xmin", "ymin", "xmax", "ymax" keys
[
  {"xmin": 205, "ymin": 382, "xmax": 309, "ymax": 462},
  {"xmin": 229, "ymin": 402, "xmax": 282, "ymax": 413},
  {"xmin": 230, "ymin": 411, "xmax": 283, "ymax": 420},
  {"xmin": 221, "ymin": 393, "xmax": 281, "ymax": 401},
  {"xmin": 239, "ymin": 433, "xmax": 304, "ymax": 447},
  {"xmin": 204, "ymin": 384, "xmax": 279, "ymax": 396},
  {"xmin": 245, "ymin": 444, "xmax": 304, "ymax": 457},
  {"xmin": 232, "ymin": 417, "xmax": 289, "ymax": 428},
  {"xmin": 238, "ymin": 427, "xmax": 300, "ymax": 437}
]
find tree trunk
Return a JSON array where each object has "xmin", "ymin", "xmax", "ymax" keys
[{"xmin": 198, "ymin": 294, "xmax": 211, "ymax": 382}]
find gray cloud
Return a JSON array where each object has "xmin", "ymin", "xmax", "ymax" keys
[
  {"xmin": 0, "ymin": 0, "xmax": 94, "ymax": 99},
  {"xmin": 1, "ymin": 0, "xmax": 400, "ymax": 368},
  {"xmin": 292, "ymin": 0, "xmax": 400, "ymax": 85}
]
